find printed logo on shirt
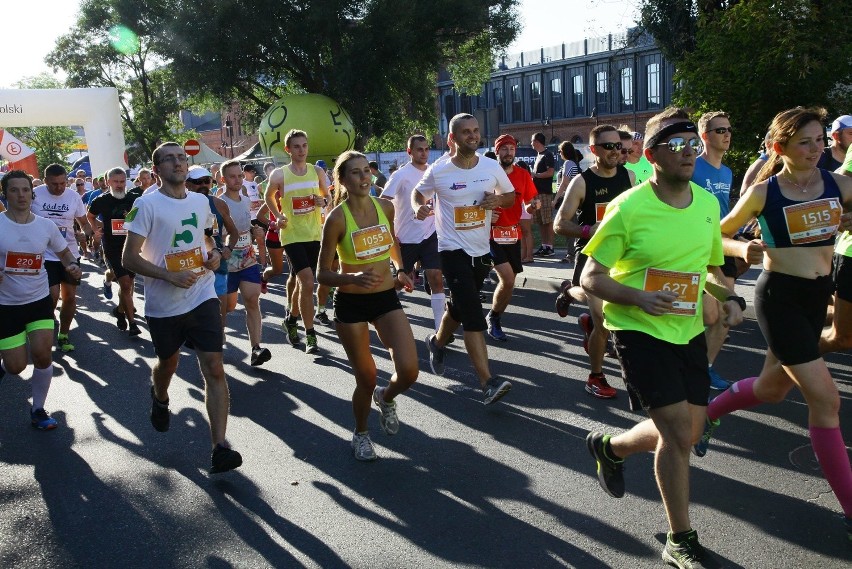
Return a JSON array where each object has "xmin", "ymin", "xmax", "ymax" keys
[
  {"xmin": 172, "ymin": 213, "xmax": 199, "ymax": 247},
  {"xmin": 125, "ymin": 207, "xmax": 138, "ymax": 222},
  {"xmin": 449, "ymin": 183, "xmax": 467, "ymax": 190},
  {"xmin": 39, "ymin": 203, "xmax": 71, "ymax": 214}
]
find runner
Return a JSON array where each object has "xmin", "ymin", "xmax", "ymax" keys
[
  {"xmin": 412, "ymin": 113, "xmax": 516, "ymax": 404},
  {"xmin": 87, "ymin": 167, "xmax": 143, "ymax": 336},
  {"xmin": 553, "ymin": 125, "xmax": 635, "ymax": 398},
  {"xmin": 581, "ymin": 109, "xmax": 743, "ymax": 567},
  {"xmin": 553, "ymin": 141, "xmax": 581, "ymax": 264},
  {"xmin": 317, "ymin": 151, "xmax": 417, "ymax": 460},
  {"xmin": 263, "ymin": 129, "xmax": 331, "ymax": 354},
  {"xmin": 217, "ymin": 160, "xmax": 272, "ymax": 366},
  {"xmin": 486, "ymin": 134, "xmax": 538, "ymax": 341},
  {"xmin": 32, "ymin": 163, "xmax": 93, "ymax": 353},
  {"xmin": 0, "ymin": 171, "xmax": 83, "ymax": 430},
  {"xmin": 694, "ymin": 107, "xmax": 852, "ymax": 540},
  {"xmin": 122, "ymin": 142, "xmax": 242, "ymax": 474},
  {"xmin": 380, "ymin": 134, "xmax": 447, "ymax": 333}
]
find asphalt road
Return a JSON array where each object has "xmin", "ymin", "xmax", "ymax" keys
[{"xmin": 0, "ymin": 257, "xmax": 850, "ymax": 568}]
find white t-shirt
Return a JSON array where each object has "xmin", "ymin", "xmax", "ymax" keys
[
  {"xmin": 142, "ymin": 183, "xmax": 160, "ymax": 195},
  {"xmin": 124, "ymin": 191, "xmax": 216, "ymax": 318},
  {"xmin": 414, "ymin": 156, "xmax": 515, "ymax": 256},
  {"xmin": 31, "ymin": 185, "xmax": 86, "ymax": 261},
  {"xmin": 380, "ymin": 162, "xmax": 434, "ymax": 244},
  {"xmin": 0, "ymin": 214, "xmax": 68, "ymax": 304}
]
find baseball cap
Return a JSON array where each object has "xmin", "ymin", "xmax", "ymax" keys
[
  {"xmin": 494, "ymin": 134, "xmax": 517, "ymax": 151},
  {"xmin": 830, "ymin": 115, "xmax": 852, "ymax": 134},
  {"xmin": 316, "ymin": 159, "xmax": 327, "ymax": 169},
  {"xmin": 186, "ymin": 166, "xmax": 212, "ymax": 180},
  {"xmin": 631, "ymin": 131, "xmax": 643, "ymax": 141}
]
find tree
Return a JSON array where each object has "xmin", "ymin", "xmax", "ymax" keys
[
  {"xmin": 6, "ymin": 74, "xmax": 78, "ymax": 173},
  {"xmin": 638, "ymin": 0, "xmax": 850, "ymax": 176},
  {"xmin": 54, "ymin": 0, "xmax": 519, "ymax": 151}
]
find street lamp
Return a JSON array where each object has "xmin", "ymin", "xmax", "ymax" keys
[{"xmin": 224, "ymin": 115, "xmax": 234, "ymax": 158}]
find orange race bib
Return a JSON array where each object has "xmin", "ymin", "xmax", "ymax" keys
[
  {"xmin": 454, "ymin": 205, "xmax": 486, "ymax": 230},
  {"xmin": 4, "ymin": 251, "xmax": 43, "ymax": 275},
  {"xmin": 351, "ymin": 224, "xmax": 393, "ymax": 260},
  {"xmin": 292, "ymin": 195, "xmax": 316, "ymax": 215},
  {"xmin": 491, "ymin": 225, "xmax": 519, "ymax": 244},
  {"xmin": 595, "ymin": 202, "xmax": 610, "ymax": 223},
  {"xmin": 783, "ymin": 198, "xmax": 841, "ymax": 245},
  {"xmin": 111, "ymin": 218, "xmax": 127, "ymax": 236},
  {"xmin": 643, "ymin": 268, "xmax": 701, "ymax": 316},
  {"xmin": 164, "ymin": 247, "xmax": 205, "ymax": 274}
]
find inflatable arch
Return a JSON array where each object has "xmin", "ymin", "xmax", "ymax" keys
[{"xmin": 0, "ymin": 88, "xmax": 126, "ymax": 177}]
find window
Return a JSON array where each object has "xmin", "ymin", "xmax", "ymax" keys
[
  {"xmin": 493, "ymin": 87, "xmax": 504, "ymax": 123},
  {"xmin": 572, "ymin": 74, "xmax": 584, "ymax": 115},
  {"xmin": 647, "ymin": 63, "xmax": 660, "ymax": 107},
  {"xmin": 620, "ymin": 67, "xmax": 633, "ymax": 110},
  {"xmin": 530, "ymin": 81, "xmax": 541, "ymax": 121},
  {"xmin": 550, "ymin": 76, "xmax": 563, "ymax": 119},
  {"xmin": 511, "ymin": 82, "xmax": 522, "ymax": 122},
  {"xmin": 595, "ymin": 70, "xmax": 608, "ymax": 109},
  {"xmin": 443, "ymin": 93, "xmax": 456, "ymax": 123}
]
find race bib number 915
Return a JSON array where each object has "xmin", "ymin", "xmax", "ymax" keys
[{"xmin": 164, "ymin": 247, "xmax": 205, "ymax": 274}]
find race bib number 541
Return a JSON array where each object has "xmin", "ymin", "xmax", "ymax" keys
[{"xmin": 643, "ymin": 268, "xmax": 701, "ymax": 316}]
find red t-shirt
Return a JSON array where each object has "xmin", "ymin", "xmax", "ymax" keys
[{"xmin": 492, "ymin": 166, "xmax": 538, "ymax": 226}]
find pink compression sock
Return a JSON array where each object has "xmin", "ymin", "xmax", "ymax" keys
[
  {"xmin": 810, "ymin": 425, "xmax": 852, "ymax": 518},
  {"xmin": 707, "ymin": 376, "xmax": 760, "ymax": 421}
]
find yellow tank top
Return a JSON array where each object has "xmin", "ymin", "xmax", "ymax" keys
[
  {"xmin": 278, "ymin": 164, "xmax": 323, "ymax": 245},
  {"xmin": 336, "ymin": 198, "xmax": 394, "ymax": 265}
]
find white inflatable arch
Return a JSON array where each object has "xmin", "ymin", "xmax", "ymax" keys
[{"xmin": 0, "ymin": 88, "xmax": 126, "ymax": 176}]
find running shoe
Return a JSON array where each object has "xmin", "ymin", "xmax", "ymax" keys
[
  {"xmin": 586, "ymin": 374, "xmax": 617, "ymax": 399},
  {"xmin": 539, "ymin": 246, "xmax": 555, "ymax": 257},
  {"xmin": 103, "ymin": 278, "xmax": 113, "ymax": 299},
  {"xmin": 316, "ymin": 310, "xmax": 333, "ymax": 327},
  {"xmin": 483, "ymin": 377, "xmax": 512, "ymax": 405},
  {"xmin": 30, "ymin": 408, "xmax": 58, "ymax": 430},
  {"xmin": 425, "ymin": 333, "xmax": 445, "ymax": 376},
  {"xmin": 555, "ymin": 279, "xmax": 573, "ymax": 318},
  {"xmin": 372, "ymin": 386, "xmax": 399, "ymax": 435},
  {"xmin": 209, "ymin": 444, "xmax": 243, "ymax": 474},
  {"xmin": 305, "ymin": 333, "xmax": 318, "ymax": 354},
  {"xmin": 708, "ymin": 366, "xmax": 731, "ymax": 391},
  {"xmin": 662, "ymin": 529, "xmax": 711, "ymax": 569},
  {"xmin": 150, "ymin": 386, "xmax": 170, "ymax": 432},
  {"xmin": 693, "ymin": 417, "xmax": 720, "ymax": 457},
  {"xmin": 486, "ymin": 312, "xmax": 507, "ymax": 342},
  {"xmin": 560, "ymin": 254, "xmax": 575, "ymax": 265},
  {"xmin": 250, "ymin": 346, "xmax": 272, "ymax": 367},
  {"xmin": 112, "ymin": 307, "xmax": 127, "ymax": 331},
  {"xmin": 351, "ymin": 432, "xmax": 377, "ymax": 461},
  {"xmin": 578, "ymin": 312, "xmax": 593, "ymax": 353},
  {"xmin": 128, "ymin": 322, "xmax": 142, "ymax": 337},
  {"xmin": 57, "ymin": 333, "xmax": 75, "ymax": 353},
  {"xmin": 586, "ymin": 431, "xmax": 625, "ymax": 498},
  {"xmin": 284, "ymin": 319, "xmax": 300, "ymax": 346}
]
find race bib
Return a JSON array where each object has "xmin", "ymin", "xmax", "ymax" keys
[
  {"xmin": 209, "ymin": 216, "xmax": 219, "ymax": 237},
  {"xmin": 4, "ymin": 251, "xmax": 43, "ymax": 275},
  {"xmin": 292, "ymin": 195, "xmax": 316, "ymax": 215},
  {"xmin": 454, "ymin": 205, "xmax": 486, "ymax": 230},
  {"xmin": 643, "ymin": 268, "xmax": 701, "ymax": 316},
  {"xmin": 595, "ymin": 202, "xmax": 609, "ymax": 223},
  {"xmin": 351, "ymin": 224, "xmax": 393, "ymax": 260},
  {"xmin": 250, "ymin": 200, "xmax": 263, "ymax": 215},
  {"xmin": 783, "ymin": 198, "xmax": 841, "ymax": 245},
  {"xmin": 111, "ymin": 218, "xmax": 127, "ymax": 236},
  {"xmin": 491, "ymin": 225, "xmax": 519, "ymax": 244},
  {"xmin": 164, "ymin": 247, "xmax": 205, "ymax": 274},
  {"xmin": 235, "ymin": 231, "xmax": 252, "ymax": 250}
]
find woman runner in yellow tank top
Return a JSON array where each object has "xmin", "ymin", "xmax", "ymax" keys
[{"xmin": 317, "ymin": 151, "xmax": 418, "ymax": 461}]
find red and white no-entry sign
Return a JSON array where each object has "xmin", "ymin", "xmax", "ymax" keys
[{"xmin": 184, "ymin": 139, "xmax": 201, "ymax": 156}]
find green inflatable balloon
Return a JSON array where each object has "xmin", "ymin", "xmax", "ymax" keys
[{"xmin": 258, "ymin": 94, "xmax": 355, "ymax": 165}]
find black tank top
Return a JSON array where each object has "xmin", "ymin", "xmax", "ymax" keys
[{"xmin": 577, "ymin": 165, "xmax": 633, "ymax": 245}]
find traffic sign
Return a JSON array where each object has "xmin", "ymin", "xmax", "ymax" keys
[{"xmin": 184, "ymin": 139, "xmax": 201, "ymax": 156}]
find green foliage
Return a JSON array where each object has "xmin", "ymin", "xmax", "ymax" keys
[
  {"xmin": 445, "ymin": 31, "xmax": 496, "ymax": 96},
  {"xmin": 639, "ymin": 0, "xmax": 850, "ymax": 178},
  {"xmin": 364, "ymin": 118, "xmax": 437, "ymax": 153},
  {"xmin": 7, "ymin": 74, "xmax": 77, "ymax": 173}
]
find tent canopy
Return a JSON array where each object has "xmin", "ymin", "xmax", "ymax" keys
[{"xmin": 188, "ymin": 141, "xmax": 228, "ymax": 165}]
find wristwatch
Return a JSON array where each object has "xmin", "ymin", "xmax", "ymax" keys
[{"xmin": 725, "ymin": 295, "xmax": 746, "ymax": 311}]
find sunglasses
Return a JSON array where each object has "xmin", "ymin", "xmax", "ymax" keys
[
  {"xmin": 594, "ymin": 142, "xmax": 623, "ymax": 151},
  {"xmin": 655, "ymin": 137, "xmax": 704, "ymax": 153},
  {"xmin": 76, "ymin": 183, "xmax": 85, "ymax": 186},
  {"xmin": 188, "ymin": 177, "xmax": 212, "ymax": 184},
  {"xmin": 620, "ymin": 148, "xmax": 629, "ymax": 155},
  {"xmin": 712, "ymin": 127, "xmax": 733, "ymax": 134}
]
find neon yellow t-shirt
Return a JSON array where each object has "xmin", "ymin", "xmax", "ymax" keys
[
  {"xmin": 837, "ymin": 146, "xmax": 852, "ymax": 256},
  {"xmin": 624, "ymin": 155, "xmax": 653, "ymax": 184},
  {"xmin": 582, "ymin": 181, "xmax": 724, "ymax": 344},
  {"xmin": 277, "ymin": 165, "xmax": 323, "ymax": 245}
]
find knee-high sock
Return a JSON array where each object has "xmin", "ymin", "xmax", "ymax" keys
[
  {"xmin": 810, "ymin": 425, "xmax": 852, "ymax": 517},
  {"xmin": 707, "ymin": 376, "xmax": 760, "ymax": 421},
  {"xmin": 31, "ymin": 364, "xmax": 53, "ymax": 410},
  {"xmin": 430, "ymin": 293, "xmax": 446, "ymax": 331}
]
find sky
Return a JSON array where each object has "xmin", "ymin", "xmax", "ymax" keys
[{"xmin": 1, "ymin": 0, "xmax": 640, "ymax": 88}]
